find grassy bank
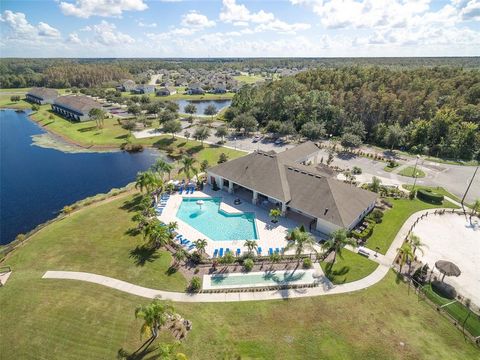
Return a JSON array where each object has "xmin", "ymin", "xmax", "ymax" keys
[
  {"xmin": 398, "ymin": 166, "xmax": 426, "ymax": 178},
  {"xmin": 320, "ymin": 250, "xmax": 379, "ymax": 284},
  {"xmin": 365, "ymin": 198, "xmax": 458, "ymax": 254}
]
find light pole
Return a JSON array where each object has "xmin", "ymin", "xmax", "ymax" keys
[
  {"xmin": 412, "ymin": 155, "xmax": 420, "ymax": 192},
  {"xmin": 461, "ymin": 165, "xmax": 479, "ymax": 209}
]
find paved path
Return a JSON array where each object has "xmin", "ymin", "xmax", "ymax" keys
[{"xmin": 42, "ymin": 208, "xmax": 456, "ymax": 302}]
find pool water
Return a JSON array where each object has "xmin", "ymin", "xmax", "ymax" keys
[
  {"xmin": 207, "ymin": 270, "xmax": 316, "ymax": 289},
  {"xmin": 176, "ymin": 197, "xmax": 258, "ymax": 241}
]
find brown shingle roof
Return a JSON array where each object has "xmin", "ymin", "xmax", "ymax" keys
[
  {"xmin": 27, "ymin": 87, "xmax": 58, "ymax": 100},
  {"xmin": 54, "ymin": 95, "xmax": 101, "ymax": 114},
  {"xmin": 209, "ymin": 142, "xmax": 376, "ymax": 228}
]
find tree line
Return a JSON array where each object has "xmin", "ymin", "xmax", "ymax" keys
[{"xmin": 228, "ymin": 66, "xmax": 480, "ymax": 160}]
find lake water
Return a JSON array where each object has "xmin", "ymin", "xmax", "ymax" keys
[
  {"xmin": 175, "ymin": 99, "xmax": 231, "ymax": 115},
  {"xmin": 0, "ymin": 109, "xmax": 160, "ymax": 244}
]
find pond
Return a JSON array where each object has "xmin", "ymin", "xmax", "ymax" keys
[
  {"xmin": 0, "ymin": 109, "xmax": 162, "ymax": 244},
  {"xmin": 175, "ymin": 99, "xmax": 231, "ymax": 115}
]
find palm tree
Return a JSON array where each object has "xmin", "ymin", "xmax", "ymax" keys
[
  {"xmin": 134, "ymin": 300, "xmax": 175, "ymax": 340},
  {"xmin": 178, "ymin": 157, "xmax": 197, "ymax": 182},
  {"xmin": 194, "ymin": 239, "xmax": 207, "ymax": 256},
  {"xmin": 269, "ymin": 208, "xmax": 282, "ymax": 223},
  {"xmin": 244, "ymin": 240, "xmax": 258, "ymax": 255},
  {"xmin": 370, "ymin": 176, "xmax": 382, "ymax": 193},
  {"xmin": 167, "ymin": 221, "xmax": 178, "ymax": 234},
  {"xmin": 173, "ymin": 249, "xmax": 187, "ymax": 267},
  {"xmin": 269, "ymin": 252, "xmax": 281, "ymax": 270},
  {"xmin": 144, "ymin": 221, "xmax": 170, "ymax": 249},
  {"xmin": 151, "ymin": 159, "xmax": 174, "ymax": 180},
  {"xmin": 470, "ymin": 199, "xmax": 480, "ymax": 222},
  {"xmin": 285, "ymin": 226, "xmax": 317, "ymax": 264},
  {"xmin": 408, "ymin": 233, "xmax": 425, "ymax": 256},
  {"xmin": 321, "ymin": 229, "xmax": 356, "ymax": 267},
  {"xmin": 132, "ymin": 212, "xmax": 149, "ymax": 230},
  {"xmin": 135, "ymin": 171, "xmax": 160, "ymax": 194},
  {"xmin": 397, "ymin": 242, "xmax": 414, "ymax": 274}
]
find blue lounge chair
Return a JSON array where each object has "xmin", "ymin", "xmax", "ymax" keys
[
  {"xmin": 275, "ymin": 248, "xmax": 280, "ymax": 254},
  {"xmin": 179, "ymin": 186, "xmax": 184, "ymax": 195},
  {"xmin": 269, "ymin": 248, "xmax": 273, "ymax": 255},
  {"xmin": 213, "ymin": 249, "xmax": 218, "ymax": 258},
  {"xmin": 190, "ymin": 187, "xmax": 195, "ymax": 194},
  {"xmin": 219, "ymin": 248, "xmax": 224, "ymax": 257},
  {"xmin": 236, "ymin": 249, "xmax": 241, "ymax": 256},
  {"xmin": 257, "ymin": 247, "xmax": 262, "ymax": 256},
  {"xmin": 188, "ymin": 244, "xmax": 196, "ymax": 251},
  {"xmin": 175, "ymin": 234, "xmax": 182, "ymax": 239},
  {"xmin": 225, "ymin": 248, "xmax": 231, "ymax": 254}
]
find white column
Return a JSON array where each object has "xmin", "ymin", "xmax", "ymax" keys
[
  {"xmin": 228, "ymin": 181, "xmax": 234, "ymax": 194},
  {"xmin": 281, "ymin": 202, "xmax": 287, "ymax": 216},
  {"xmin": 252, "ymin": 191, "xmax": 258, "ymax": 205}
]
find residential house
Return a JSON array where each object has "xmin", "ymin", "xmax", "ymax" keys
[
  {"xmin": 156, "ymin": 87, "xmax": 177, "ymax": 96},
  {"xmin": 207, "ymin": 142, "xmax": 377, "ymax": 235},
  {"xmin": 26, "ymin": 87, "xmax": 58, "ymax": 105},
  {"xmin": 132, "ymin": 84, "xmax": 156, "ymax": 94},
  {"xmin": 187, "ymin": 83, "xmax": 205, "ymax": 95},
  {"xmin": 117, "ymin": 80, "xmax": 136, "ymax": 92},
  {"xmin": 212, "ymin": 83, "xmax": 227, "ymax": 94}
]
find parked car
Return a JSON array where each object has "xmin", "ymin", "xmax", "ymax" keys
[{"xmin": 252, "ymin": 135, "xmax": 263, "ymax": 143}]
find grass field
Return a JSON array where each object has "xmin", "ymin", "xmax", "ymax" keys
[
  {"xmin": 402, "ymin": 184, "xmax": 473, "ymax": 208},
  {"xmin": 321, "ymin": 250, "xmax": 379, "ymax": 284},
  {"xmin": 0, "ymin": 192, "xmax": 478, "ymax": 359},
  {"xmin": 365, "ymin": 198, "xmax": 458, "ymax": 254},
  {"xmin": 383, "ymin": 164, "xmax": 399, "ymax": 172},
  {"xmin": 398, "ymin": 166, "xmax": 426, "ymax": 178},
  {"xmin": 122, "ymin": 89, "xmax": 234, "ymax": 101},
  {"xmin": 423, "ymin": 284, "xmax": 480, "ymax": 337},
  {"xmin": 233, "ymin": 74, "xmax": 265, "ymax": 84}
]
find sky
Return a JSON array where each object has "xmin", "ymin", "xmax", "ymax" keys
[{"xmin": 0, "ymin": 0, "xmax": 479, "ymax": 57}]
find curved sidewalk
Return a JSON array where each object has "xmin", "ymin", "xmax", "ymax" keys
[{"xmin": 41, "ymin": 208, "xmax": 455, "ymax": 303}]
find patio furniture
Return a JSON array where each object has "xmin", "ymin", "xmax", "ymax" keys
[
  {"xmin": 275, "ymin": 248, "xmax": 280, "ymax": 254},
  {"xmin": 257, "ymin": 247, "xmax": 262, "ymax": 255},
  {"xmin": 269, "ymin": 248, "xmax": 273, "ymax": 255},
  {"xmin": 358, "ymin": 248, "xmax": 370, "ymax": 257},
  {"xmin": 225, "ymin": 248, "xmax": 231, "ymax": 254},
  {"xmin": 219, "ymin": 248, "xmax": 224, "ymax": 257},
  {"xmin": 236, "ymin": 249, "xmax": 241, "ymax": 256},
  {"xmin": 213, "ymin": 249, "xmax": 218, "ymax": 257},
  {"xmin": 435, "ymin": 260, "xmax": 461, "ymax": 282}
]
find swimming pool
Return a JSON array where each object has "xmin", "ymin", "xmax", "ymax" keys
[
  {"xmin": 176, "ymin": 197, "xmax": 258, "ymax": 241},
  {"xmin": 203, "ymin": 270, "xmax": 317, "ymax": 289}
]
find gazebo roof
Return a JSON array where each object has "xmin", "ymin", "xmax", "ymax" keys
[{"xmin": 435, "ymin": 260, "xmax": 461, "ymax": 277}]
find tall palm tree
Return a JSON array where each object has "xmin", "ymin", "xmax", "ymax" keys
[
  {"xmin": 397, "ymin": 242, "xmax": 414, "ymax": 274},
  {"xmin": 408, "ymin": 233, "xmax": 425, "ymax": 256},
  {"xmin": 135, "ymin": 171, "xmax": 162, "ymax": 194},
  {"xmin": 244, "ymin": 240, "xmax": 258, "ymax": 255},
  {"xmin": 151, "ymin": 159, "xmax": 174, "ymax": 180},
  {"xmin": 470, "ymin": 199, "xmax": 480, "ymax": 222},
  {"xmin": 134, "ymin": 301, "xmax": 175, "ymax": 340},
  {"xmin": 173, "ymin": 249, "xmax": 187, "ymax": 267},
  {"xmin": 144, "ymin": 221, "xmax": 170, "ymax": 249},
  {"xmin": 178, "ymin": 157, "xmax": 197, "ymax": 182},
  {"xmin": 167, "ymin": 221, "xmax": 178, "ymax": 234},
  {"xmin": 285, "ymin": 226, "xmax": 317, "ymax": 264},
  {"xmin": 194, "ymin": 239, "xmax": 208, "ymax": 256},
  {"xmin": 321, "ymin": 228, "xmax": 356, "ymax": 267}
]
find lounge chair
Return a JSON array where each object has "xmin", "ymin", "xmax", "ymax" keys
[
  {"xmin": 188, "ymin": 244, "xmax": 196, "ymax": 251},
  {"xmin": 219, "ymin": 248, "xmax": 224, "ymax": 257},
  {"xmin": 175, "ymin": 234, "xmax": 182, "ymax": 239},
  {"xmin": 269, "ymin": 248, "xmax": 273, "ymax": 255},
  {"xmin": 179, "ymin": 187, "xmax": 184, "ymax": 195},
  {"xmin": 257, "ymin": 247, "xmax": 262, "ymax": 256},
  {"xmin": 275, "ymin": 248, "xmax": 280, "ymax": 254},
  {"xmin": 213, "ymin": 249, "xmax": 218, "ymax": 258},
  {"xmin": 236, "ymin": 249, "xmax": 241, "ymax": 256}
]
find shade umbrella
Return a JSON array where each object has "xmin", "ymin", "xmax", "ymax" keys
[{"xmin": 435, "ymin": 260, "xmax": 461, "ymax": 282}]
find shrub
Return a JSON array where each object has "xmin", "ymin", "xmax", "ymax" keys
[
  {"xmin": 408, "ymin": 190, "xmax": 416, "ymax": 200},
  {"xmin": 369, "ymin": 209, "xmax": 384, "ymax": 223},
  {"xmin": 417, "ymin": 189, "xmax": 444, "ymax": 204},
  {"xmin": 352, "ymin": 166, "xmax": 362, "ymax": 175},
  {"xmin": 303, "ymin": 258, "xmax": 313, "ymax": 269},
  {"xmin": 121, "ymin": 143, "xmax": 144, "ymax": 152},
  {"xmin": 188, "ymin": 276, "xmax": 201, "ymax": 292},
  {"xmin": 351, "ymin": 219, "xmax": 375, "ymax": 240},
  {"xmin": 243, "ymin": 258, "xmax": 254, "ymax": 272},
  {"xmin": 218, "ymin": 153, "xmax": 228, "ymax": 164}
]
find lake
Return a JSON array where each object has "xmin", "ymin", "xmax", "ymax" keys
[
  {"xmin": 175, "ymin": 99, "xmax": 231, "ymax": 115},
  {"xmin": 0, "ymin": 109, "xmax": 161, "ymax": 244}
]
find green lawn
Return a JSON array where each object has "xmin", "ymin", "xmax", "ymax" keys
[
  {"xmin": 122, "ymin": 90, "xmax": 234, "ymax": 101},
  {"xmin": 0, "ymin": 192, "xmax": 478, "ymax": 359},
  {"xmin": 423, "ymin": 284, "xmax": 480, "ymax": 337},
  {"xmin": 402, "ymin": 184, "xmax": 472, "ymax": 207},
  {"xmin": 320, "ymin": 250, "xmax": 379, "ymax": 284},
  {"xmin": 383, "ymin": 164, "xmax": 399, "ymax": 172},
  {"xmin": 233, "ymin": 74, "xmax": 265, "ymax": 84},
  {"xmin": 365, "ymin": 198, "xmax": 458, "ymax": 254},
  {"xmin": 398, "ymin": 166, "xmax": 426, "ymax": 178}
]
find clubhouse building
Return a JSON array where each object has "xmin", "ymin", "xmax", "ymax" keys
[
  {"xmin": 26, "ymin": 87, "xmax": 58, "ymax": 105},
  {"xmin": 207, "ymin": 142, "xmax": 377, "ymax": 235},
  {"xmin": 51, "ymin": 95, "xmax": 102, "ymax": 122}
]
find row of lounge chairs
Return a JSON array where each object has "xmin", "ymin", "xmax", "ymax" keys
[
  {"xmin": 178, "ymin": 186, "xmax": 195, "ymax": 195},
  {"xmin": 268, "ymin": 248, "xmax": 284, "ymax": 256},
  {"xmin": 155, "ymin": 193, "xmax": 170, "ymax": 215},
  {"xmin": 212, "ymin": 247, "xmax": 285, "ymax": 258},
  {"xmin": 174, "ymin": 234, "xmax": 196, "ymax": 252}
]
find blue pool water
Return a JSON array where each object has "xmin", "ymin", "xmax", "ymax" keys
[{"xmin": 176, "ymin": 197, "xmax": 258, "ymax": 241}]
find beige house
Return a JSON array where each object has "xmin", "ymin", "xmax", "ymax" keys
[{"xmin": 207, "ymin": 142, "xmax": 377, "ymax": 235}]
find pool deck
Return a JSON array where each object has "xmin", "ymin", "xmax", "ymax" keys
[{"xmin": 157, "ymin": 187, "xmax": 324, "ymax": 257}]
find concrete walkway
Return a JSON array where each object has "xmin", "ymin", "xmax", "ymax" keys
[{"xmin": 41, "ymin": 208, "xmax": 457, "ymax": 302}]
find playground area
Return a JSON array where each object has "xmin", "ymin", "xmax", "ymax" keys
[{"xmin": 414, "ymin": 212, "xmax": 480, "ymax": 307}]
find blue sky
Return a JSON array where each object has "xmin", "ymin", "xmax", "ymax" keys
[{"xmin": 1, "ymin": 0, "xmax": 479, "ymax": 57}]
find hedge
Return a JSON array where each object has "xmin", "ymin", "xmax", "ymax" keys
[{"xmin": 417, "ymin": 189, "xmax": 444, "ymax": 204}]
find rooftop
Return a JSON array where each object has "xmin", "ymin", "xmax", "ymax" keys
[
  {"xmin": 54, "ymin": 95, "xmax": 101, "ymax": 114},
  {"xmin": 27, "ymin": 87, "xmax": 58, "ymax": 99}
]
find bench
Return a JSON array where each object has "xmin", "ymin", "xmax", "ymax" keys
[{"xmin": 357, "ymin": 248, "xmax": 370, "ymax": 258}]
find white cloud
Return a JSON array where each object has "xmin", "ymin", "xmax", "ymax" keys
[
  {"xmin": 0, "ymin": 10, "xmax": 61, "ymax": 39},
  {"xmin": 38, "ymin": 22, "xmax": 61, "ymax": 38},
  {"xmin": 90, "ymin": 20, "xmax": 135, "ymax": 45},
  {"xmin": 255, "ymin": 19, "xmax": 310, "ymax": 34},
  {"xmin": 460, "ymin": 0, "xmax": 480, "ymax": 20},
  {"xmin": 220, "ymin": 0, "xmax": 275, "ymax": 24},
  {"xmin": 181, "ymin": 10, "xmax": 215, "ymax": 28},
  {"xmin": 59, "ymin": 0, "xmax": 148, "ymax": 18},
  {"xmin": 67, "ymin": 32, "xmax": 81, "ymax": 44},
  {"xmin": 137, "ymin": 21, "xmax": 157, "ymax": 28}
]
